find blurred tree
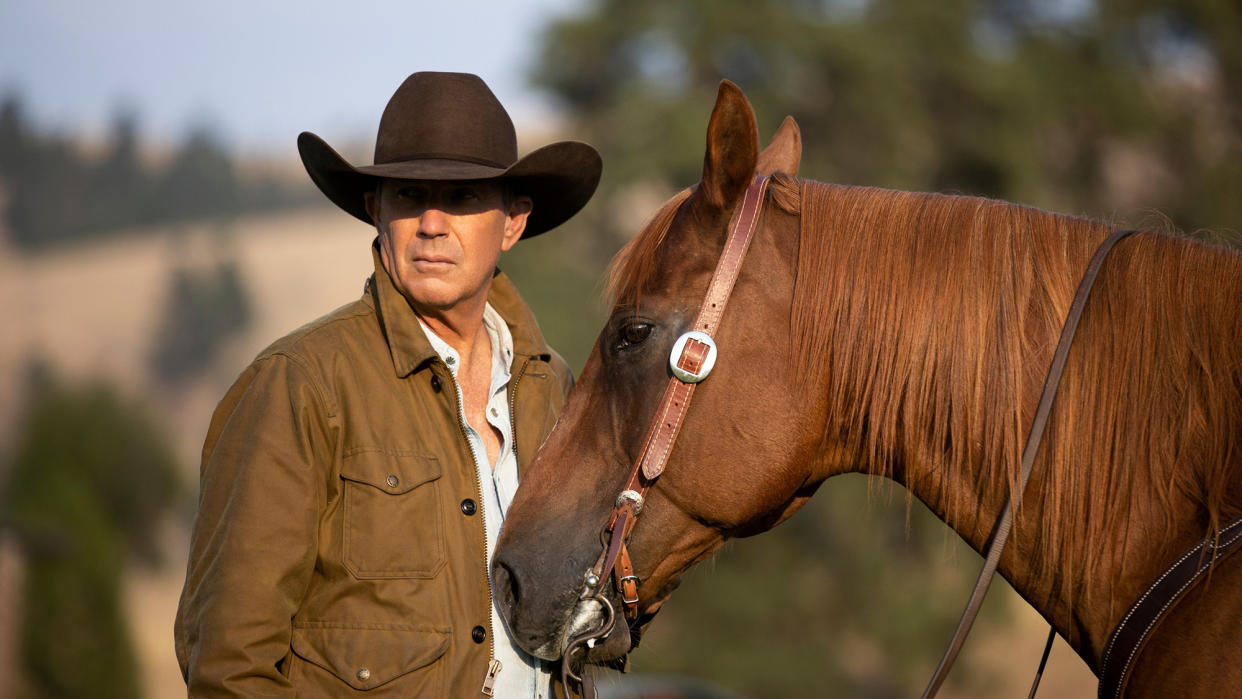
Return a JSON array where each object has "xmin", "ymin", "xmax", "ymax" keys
[
  {"xmin": 149, "ymin": 254, "xmax": 253, "ymax": 384},
  {"xmin": 151, "ymin": 125, "xmax": 239, "ymax": 224},
  {"xmin": 533, "ymin": 0, "xmax": 1240, "ymax": 264},
  {"xmin": 88, "ymin": 108, "xmax": 154, "ymax": 232},
  {"xmin": 0, "ymin": 365, "xmax": 181, "ymax": 698},
  {"xmin": 0, "ymin": 93, "xmax": 317, "ymax": 250}
]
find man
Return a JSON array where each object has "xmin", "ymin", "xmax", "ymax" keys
[{"xmin": 174, "ymin": 72, "xmax": 601, "ymax": 697}]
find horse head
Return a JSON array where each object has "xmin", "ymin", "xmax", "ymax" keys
[{"xmin": 492, "ymin": 81, "xmax": 833, "ymax": 664}]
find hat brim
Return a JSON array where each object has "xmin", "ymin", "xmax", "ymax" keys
[{"xmin": 298, "ymin": 132, "xmax": 601, "ymax": 238}]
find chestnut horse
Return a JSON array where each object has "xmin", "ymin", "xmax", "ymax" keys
[{"xmin": 493, "ymin": 82, "xmax": 1242, "ymax": 696}]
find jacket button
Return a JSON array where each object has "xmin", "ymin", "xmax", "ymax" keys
[
  {"xmin": 460, "ymin": 498, "xmax": 477, "ymax": 516},
  {"xmin": 356, "ymin": 668, "xmax": 371, "ymax": 681},
  {"xmin": 471, "ymin": 625, "xmax": 486, "ymax": 643},
  {"xmin": 430, "ymin": 375, "xmax": 442, "ymax": 393},
  {"xmin": 386, "ymin": 475, "xmax": 399, "ymax": 488}
]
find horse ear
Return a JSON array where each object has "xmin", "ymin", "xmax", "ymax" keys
[
  {"xmin": 757, "ymin": 116, "xmax": 801, "ymax": 177},
  {"xmin": 699, "ymin": 80, "xmax": 759, "ymax": 211}
]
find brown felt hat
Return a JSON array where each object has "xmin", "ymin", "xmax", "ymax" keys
[{"xmin": 298, "ymin": 72, "xmax": 601, "ymax": 238}]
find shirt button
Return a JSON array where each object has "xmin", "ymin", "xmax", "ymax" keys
[
  {"xmin": 446, "ymin": 356, "xmax": 456, "ymax": 365},
  {"xmin": 386, "ymin": 475, "xmax": 399, "ymax": 488},
  {"xmin": 490, "ymin": 407, "xmax": 499, "ymax": 418},
  {"xmin": 471, "ymin": 625, "xmax": 486, "ymax": 643},
  {"xmin": 430, "ymin": 375, "xmax": 442, "ymax": 393},
  {"xmin": 460, "ymin": 498, "xmax": 477, "ymax": 516},
  {"xmin": 356, "ymin": 668, "xmax": 371, "ymax": 681}
]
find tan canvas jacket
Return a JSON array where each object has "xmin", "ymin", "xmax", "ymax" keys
[{"xmin": 174, "ymin": 246, "xmax": 573, "ymax": 697}]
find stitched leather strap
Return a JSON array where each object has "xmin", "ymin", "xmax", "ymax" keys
[
  {"xmin": 1098, "ymin": 515, "xmax": 1242, "ymax": 698},
  {"xmin": 600, "ymin": 175, "xmax": 771, "ymax": 609},
  {"xmin": 921, "ymin": 228, "xmax": 1139, "ymax": 698}
]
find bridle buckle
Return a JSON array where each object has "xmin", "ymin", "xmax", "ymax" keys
[
  {"xmin": 617, "ymin": 575, "xmax": 640, "ymax": 605},
  {"xmin": 669, "ymin": 330, "xmax": 717, "ymax": 383}
]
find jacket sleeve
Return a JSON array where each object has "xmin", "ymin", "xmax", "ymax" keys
[{"xmin": 174, "ymin": 353, "xmax": 334, "ymax": 697}]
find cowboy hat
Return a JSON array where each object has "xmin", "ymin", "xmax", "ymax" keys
[{"xmin": 298, "ymin": 71, "xmax": 601, "ymax": 238}]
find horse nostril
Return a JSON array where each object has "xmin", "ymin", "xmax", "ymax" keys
[{"xmin": 493, "ymin": 559, "xmax": 520, "ymax": 615}]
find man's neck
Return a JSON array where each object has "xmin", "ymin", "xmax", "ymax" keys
[{"xmin": 414, "ymin": 294, "xmax": 491, "ymax": 372}]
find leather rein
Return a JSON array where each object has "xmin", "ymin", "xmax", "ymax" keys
[{"xmin": 557, "ymin": 177, "xmax": 1190, "ymax": 698}]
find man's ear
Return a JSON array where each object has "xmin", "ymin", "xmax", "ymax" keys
[
  {"xmin": 502, "ymin": 195, "xmax": 533, "ymax": 251},
  {"xmin": 363, "ymin": 190, "xmax": 379, "ymax": 222}
]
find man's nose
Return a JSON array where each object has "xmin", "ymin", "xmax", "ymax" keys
[{"xmin": 418, "ymin": 206, "xmax": 450, "ymax": 237}]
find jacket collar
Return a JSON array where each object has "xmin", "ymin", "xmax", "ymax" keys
[{"xmin": 367, "ymin": 242, "xmax": 554, "ymax": 378}]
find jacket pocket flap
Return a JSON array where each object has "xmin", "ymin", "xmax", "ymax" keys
[
  {"xmin": 291, "ymin": 625, "xmax": 450, "ymax": 690},
  {"xmin": 340, "ymin": 452, "xmax": 441, "ymax": 494}
]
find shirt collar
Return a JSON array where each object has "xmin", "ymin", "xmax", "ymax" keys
[{"xmin": 418, "ymin": 302, "xmax": 515, "ymax": 381}]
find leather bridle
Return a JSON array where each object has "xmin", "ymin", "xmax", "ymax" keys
[{"xmin": 560, "ymin": 174, "xmax": 771, "ymax": 694}]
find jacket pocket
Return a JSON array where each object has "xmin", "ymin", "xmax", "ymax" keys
[
  {"xmin": 290, "ymin": 624, "xmax": 449, "ymax": 693},
  {"xmin": 341, "ymin": 451, "xmax": 445, "ymax": 578}
]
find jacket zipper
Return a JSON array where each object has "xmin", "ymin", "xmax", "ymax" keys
[
  {"xmin": 441, "ymin": 361, "xmax": 500, "ymax": 695},
  {"xmin": 508, "ymin": 357, "xmax": 532, "ymax": 468},
  {"xmin": 449, "ymin": 354, "xmax": 537, "ymax": 695}
]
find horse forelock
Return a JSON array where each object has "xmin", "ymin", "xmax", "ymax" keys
[
  {"xmin": 790, "ymin": 178, "xmax": 1242, "ymax": 616},
  {"xmin": 606, "ymin": 188, "xmax": 692, "ymax": 310}
]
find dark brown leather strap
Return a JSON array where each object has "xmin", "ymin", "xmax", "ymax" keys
[
  {"xmin": 1098, "ymin": 514, "xmax": 1242, "ymax": 699},
  {"xmin": 922, "ymin": 228, "xmax": 1140, "ymax": 698}
]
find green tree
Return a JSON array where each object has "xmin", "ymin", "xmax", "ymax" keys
[
  {"xmin": 1, "ymin": 366, "xmax": 181, "ymax": 698},
  {"xmin": 534, "ymin": 0, "xmax": 1240, "ymax": 264},
  {"xmin": 151, "ymin": 125, "xmax": 239, "ymax": 224},
  {"xmin": 149, "ymin": 255, "xmax": 253, "ymax": 383},
  {"xmin": 0, "ymin": 94, "xmax": 318, "ymax": 250}
]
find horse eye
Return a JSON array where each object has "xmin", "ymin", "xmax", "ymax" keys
[{"xmin": 616, "ymin": 322, "xmax": 653, "ymax": 350}]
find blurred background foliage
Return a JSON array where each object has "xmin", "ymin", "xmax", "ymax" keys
[
  {"xmin": 0, "ymin": 94, "xmax": 316, "ymax": 251},
  {"xmin": 0, "ymin": 366, "xmax": 181, "ymax": 698},
  {"xmin": 0, "ymin": 0, "xmax": 1237, "ymax": 696},
  {"xmin": 535, "ymin": 0, "xmax": 1240, "ymax": 267},
  {"xmin": 149, "ymin": 255, "xmax": 253, "ymax": 384}
]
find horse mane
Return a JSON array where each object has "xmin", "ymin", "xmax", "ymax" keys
[
  {"xmin": 787, "ymin": 177, "xmax": 1242, "ymax": 609},
  {"xmin": 607, "ymin": 173, "xmax": 1242, "ymax": 609}
]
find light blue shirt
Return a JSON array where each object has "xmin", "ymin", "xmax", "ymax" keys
[{"xmin": 420, "ymin": 303, "xmax": 549, "ymax": 698}]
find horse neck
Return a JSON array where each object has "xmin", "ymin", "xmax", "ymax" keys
[{"xmin": 795, "ymin": 180, "xmax": 1242, "ymax": 667}]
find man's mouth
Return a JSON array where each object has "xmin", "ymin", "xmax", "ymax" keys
[{"xmin": 412, "ymin": 255, "xmax": 454, "ymax": 270}]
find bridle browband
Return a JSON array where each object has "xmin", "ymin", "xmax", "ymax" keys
[{"xmin": 560, "ymin": 175, "xmax": 771, "ymax": 696}]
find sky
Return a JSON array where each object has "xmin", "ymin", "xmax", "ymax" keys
[{"xmin": 0, "ymin": 0, "xmax": 584, "ymax": 154}]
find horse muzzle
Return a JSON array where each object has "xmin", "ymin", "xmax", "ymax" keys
[{"xmin": 492, "ymin": 554, "xmax": 634, "ymax": 662}]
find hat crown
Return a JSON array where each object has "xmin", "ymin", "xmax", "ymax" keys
[{"xmin": 374, "ymin": 72, "xmax": 517, "ymax": 170}]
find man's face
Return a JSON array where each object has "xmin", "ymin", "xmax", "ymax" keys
[{"xmin": 365, "ymin": 179, "xmax": 531, "ymax": 316}]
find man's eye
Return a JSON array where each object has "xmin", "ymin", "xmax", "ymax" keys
[
  {"xmin": 395, "ymin": 187, "xmax": 426, "ymax": 201},
  {"xmin": 616, "ymin": 322, "xmax": 652, "ymax": 349}
]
